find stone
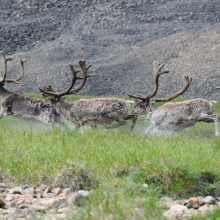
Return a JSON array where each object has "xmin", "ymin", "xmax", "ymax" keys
[
  {"xmin": 66, "ymin": 192, "xmax": 82, "ymax": 205},
  {"xmin": 39, "ymin": 184, "xmax": 47, "ymax": 191},
  {"xmin": 62, "ymin": 188, "xmax": 71, "ymax": 197},
  {"xmin": 22, "ymin": 189, "xmax": 34, "ymax": 198},
  {"xmin": 156, "ymin": 201, "xmax": 173, "ymax": 209},
  {"xmin": 0, "ymin": 183, "xmax": 7, "ymax": 188},
  {"xmin": 198, "ymin": 205, "xmax": 214, "ymax": 212},
  {"xmin": 42, "ymin": 193, "xmax": 56, "ymax": 198},
  {"xmin": 203, "ymin": 196, "xmax": 216, "ymax": 205},
  {"xmin": 54, "ymin": 188, "xmax": 63, "ymax": 195},
  {"xmin": 77, "ymin": 190, "xmax": 90, "ymax": 197},
  {"xmin": 170, "ymin": 204, "xmax": 187, "ymax": 213},
  {"xmin": 197, "ymin": 196, "xmax": 205, "ymax": 205},
  {"xmin": 36, "ymin": 192, "xmax": 42, "ymax": 199},
  {"xmin": 142, "ymin": 184, "xmax": 148, "ymax": 190},
  {"xmin": 9, "ymin": 187, "xmax": 23, "ymax": 194},
  {"xmin": 57, "ymin": 207, "xmax": 71, "ymax": 213},
  {"xmin": 160, "ymin": 197, "xmax": 173, "ymax": 203},
  {"xmin": 45, "ymin": 187, "xmax": 52, "ymax": 194},
  {"xmin": 38, "ymin": 198, "xmax": 66, "ymax": 208}
]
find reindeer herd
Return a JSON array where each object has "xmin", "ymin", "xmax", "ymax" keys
[{"xmin": 0, "ymin": 51, "xmax": 219, "ymax": 137}]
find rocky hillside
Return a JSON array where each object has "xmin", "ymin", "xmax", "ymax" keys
[{"xmin": 1, "ymin": 0, "xmax": 220, "ymax": 99}]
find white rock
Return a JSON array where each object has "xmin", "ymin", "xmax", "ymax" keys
[
  {"xmin": 157, "ymin": 201, "xmax": 173, "ymax": 209},
  {"xmin": 170, "ymin": 204, "xmax": 187, "ymax": 213},
  {"xmin": 197, "ymin": 196, "xmax": 205, "ymax": 205},
  {"xmin": 203, "ymin": 196, "xmax": 216, "ymax": 205},
  {"xmin": 198, "ymin": 205, "xmax": 214, "ymax": 212},
  {"xmin": 77, "ymin": 190, "xmax": 90, "ymax": 197},
  {"xmin": 22, "ymin": 189, "xmax": 34, "ymax": 198},
  {"xmin": 66, "ymin": 192, "xmax": 82, "ymax": 205},
  {"xmin": 161, "ymin": 197, "xmax": 173, "ymax": 203},
  {"xmin": 142, "ymin": 184, "xmax": 148, "ymax": 190},
  {"xmin": 9, "ymin": 187, "xmax": 23, "ymax": 194},
  {"xmin": 63, "ymin": 188, "xmax": 71, "ymax": 197},
  {"xmin": 38, "ymin": 198, "xmax": 66, "ymax": 208}
]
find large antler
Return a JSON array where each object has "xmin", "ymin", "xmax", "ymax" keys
[
  {"xmin": 0, "ymin": 52, "xmax": 26, "ymax": 84},
  {"xmin": 127, "ymin": 61, "xmax": 169, "ymax": 101},
  {"xmin": 5, "ymin": 54, "xmax": 26, "ymax": 84},
  {"xmin": 151, "ymin": 75, "xmax": 192, "ymax": 102},
  {"xmin": 67, "ymin": 60, "xmax": 93, "ymax": 95},
  {"xmin": 0, "ymin": 51, "xmax": 12, "ymax": 83},
  {"xmin": 39, "ymin": 60, "xmax": 94, "ymax": 98}
]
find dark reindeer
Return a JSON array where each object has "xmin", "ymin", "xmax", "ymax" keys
[
  {"xmin": 127, "ymin": 61, "xmax": 219, "ymax": 136},
  {"xmin": 0, "ymin": 51, "xmax": 64, "ymax": 126},
  {"xmin": 39, "ymin": 60, "xmax": 138, "ymax": 131}
]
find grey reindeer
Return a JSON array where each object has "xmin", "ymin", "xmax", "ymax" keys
[
  {"xmin": 127, "ymin": 61, "xmax": 219, "ymax": 137},
  {"xmin": 0, "ymin": 51, "xmax": 64, "ymax": 126},
  {"xmin": 39, "ymin": 60, "xmax": 138, "ymax": 131}
]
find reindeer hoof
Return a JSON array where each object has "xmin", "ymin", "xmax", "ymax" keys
[{"xmin": 215, "ymin": 133, "xmax": 220, "ymax": 138}]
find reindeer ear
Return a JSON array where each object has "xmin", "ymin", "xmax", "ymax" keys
[
  {"xmin": 133, "ymin": 99, "xmax": 143, "ymax": 108},
  {"xmin": 61, "ymin": 95, "xmax": 67, "ymax": 100},
  {"xmin": 149, "ymin": 100, "xmax": 156, "ymax": 104}
]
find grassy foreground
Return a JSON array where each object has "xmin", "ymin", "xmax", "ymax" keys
[{"xmin": 1, "ymin": 95, "xmax": 220, "ymax": 219}]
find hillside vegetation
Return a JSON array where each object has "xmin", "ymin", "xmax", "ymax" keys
[{"xmin": 0, "ymin": 94, "xmax": 220, "ymax": 219}]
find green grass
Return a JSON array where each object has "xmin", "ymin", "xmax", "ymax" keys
[{"xmin": 1, "ymin": 94, "xmax": 220, "ymax": 219}]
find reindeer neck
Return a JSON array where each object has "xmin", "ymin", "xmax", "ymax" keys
[
  {"xmin": 56, "ymin": 99, "xmax": 72, "ymax": 117},
  {"xmin": 0, "ymin": 85, "xmax": 11, "ymax": 99},
  {"xmin": 146, "ymin": 104, "xmax": 158, "ymax": 119}
]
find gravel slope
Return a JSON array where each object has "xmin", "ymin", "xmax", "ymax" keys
[{"xmin": 0, "ymin": 0, "xmax": 220, "ymax": 99}]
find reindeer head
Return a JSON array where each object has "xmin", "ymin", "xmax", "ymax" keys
[
  {"xmin": 127, "ymin": 61, "xmax": 192, "ymax": 118},
  {"xmin": 0, "ymin": 51, "xmax": 26, "ymax": 87},
  {"xmin": 39, "ymin": 60, "xmax": 94, "ymax": 109}
]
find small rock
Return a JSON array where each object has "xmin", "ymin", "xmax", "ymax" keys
[
  {"xmin": 198, "ymin": 205, "xmax": 214, "ymax": 212},
  {"xmin": 170, "ymin": 204, "xmax": 187, "ymax": 213},
  {"xmin": 38, "ymin": 198, "xmax": 66, "ymax": 208},
  {"xmin": 42, "ymin": 193, "xmax": 56, "ymax": 198},
  {"xmin": 66, "ymin": 192, "xmax": 82, "ymax": 205},
  {"xmin": 62, "ymin": 188, "xmax": 71, "ymax": 197},
  {"xmin": 39, "ymin": 184, "xmax": 47, "ymax": 191},
  {"xmin": 36, "ymin": 192, "xmax": 42, "ymax": 199},
  {"xmin": 0, "ymin": 183, "xmax": 7, "ymax": 188},
  {"xmin": 157, "ymin": 201, "xmax": 173, "ymax": 209},
  {"xmin": 45, "ymin": 187, "xmax": 52, "ymax": 194},
  {"xmin": 77, "ymin": 190, "xmax": 90, "ymax": 197},
  {"xmin": 197, "ymin": 196, "xmax": 205, "ymax": 205},
  {"xmin": 160, "ymin": 197, "xmax": 173, "ymax": 203},
  {"xmin": 22, "ymin": 189, "xmax": 34, "ymax": 198},
  {"xmin": 57, "ymin": 207, "xmax": 71, "ymax": 213},
  {"xmin": 54, "ymin": 188, "xmax": 63, "ymax": 195},
  {"xmin": 203, "ymin": 196, "xmax": 216, "ymax": 205},
  {"xmin": 142, "ymin": 184, "xmax": 148, "ymax": 190},
  {"xmin": 9, "ymin": 187, "xmax": 23, "ymax": 194}
]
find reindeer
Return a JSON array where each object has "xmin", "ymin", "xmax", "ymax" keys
[
  {"xmin": 39, "ymin": 60, "xmax": 138, "ymax": 131},
  {"xmin": 0, "ymin": 51, "xmax": 64, "ymax": 126},
  {"xmin": 127, "ymin": 61, "xmax": 220, "ymax": 137}
]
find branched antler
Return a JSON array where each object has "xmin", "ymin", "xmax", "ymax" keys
[
  {"xmin": 0, "ymin": 51, "xmax": 13, "ymax": 82},
  {"xmin": 39, "ymin": 60, "xmax": 94, "ymax": 98},
  {"xmin": 151, "ymin": 75, "xmax": 192, "ymax": 102},
  {"xmin": 127, "ymin": 61, "xmax": 192, "ymax": 105},
  {"xmin": 0, "ymin": 52, "xmax": 26, "ymax": 84},
  {"xmin": 127, "ymin": 61, "xmax": 169, "ymax": 101}
]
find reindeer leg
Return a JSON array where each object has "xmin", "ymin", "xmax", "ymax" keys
[
  {"xmin": 197, "ymin": 114, "xmax": 219, "ymax": 137},
  {"xmin": 105, "ymin": 113, "xmax": 127, "ymax": 130},
  {"xmin": 124, "ymin": 115, "xmax": 138, "ymax": 132}
]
